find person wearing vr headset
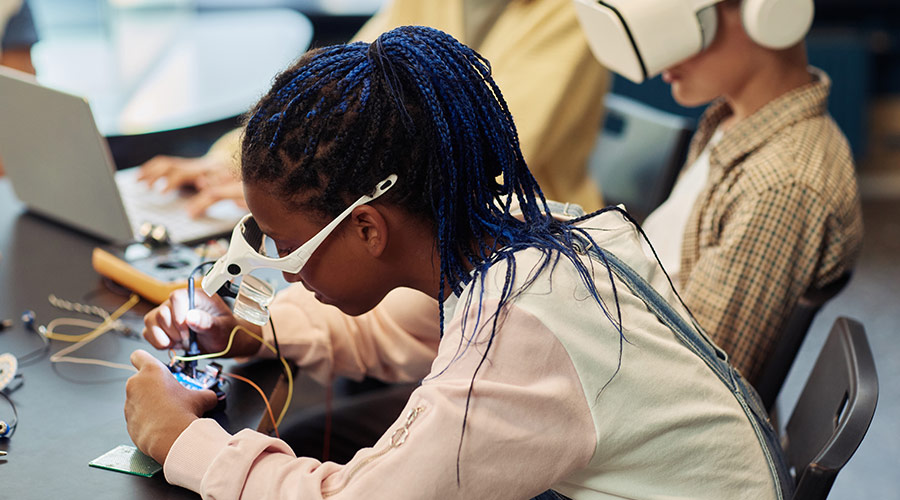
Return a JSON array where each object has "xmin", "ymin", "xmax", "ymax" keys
[
  {"xmin": 126, "ymin": 26, "xmax": 790, "ymax": 500},
  {"xmin": 574, "ymin": 0, "xmax": 863, "ymax": 384}
]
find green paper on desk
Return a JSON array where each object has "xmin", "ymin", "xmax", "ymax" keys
[{"xmin": 89, "ymin": 445, "xmax": 162, "ymax": 477}]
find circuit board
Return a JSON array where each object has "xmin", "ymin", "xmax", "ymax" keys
[
  {"xmin": 89, "ymin": 445, "xmax": 162, "ymax": 477},
  {"xmin": 173, "ymin": 369, "xmax": 220, "ymax": 391}
]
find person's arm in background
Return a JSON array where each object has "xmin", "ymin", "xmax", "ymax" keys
[
  {"xmin": 137, "ymin": 128, "xmax": 247, "ymax": 217},
  {"xmin": 679, "ymin": 184, "xmax": 845, "ymax": 384}
]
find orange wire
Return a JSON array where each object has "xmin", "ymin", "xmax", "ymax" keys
[{"xmin": 224, "ymin": 372, "xmax": 280, "ymax": 439}]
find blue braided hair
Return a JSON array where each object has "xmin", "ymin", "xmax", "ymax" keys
[{"xmin": 241, "ymin": 25, "xmax": 625, "ymax": 481}]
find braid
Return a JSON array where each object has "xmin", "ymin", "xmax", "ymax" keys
[{"xmin": 242, "ymin": 25, "xmax": 625, "ymax": 483}]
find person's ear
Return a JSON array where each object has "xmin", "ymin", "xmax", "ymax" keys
[{"xmin": 349, "ymin": 205, "xmax": 388, "ymax": 257}]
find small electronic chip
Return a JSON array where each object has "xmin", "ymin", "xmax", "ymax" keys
[{"xmin": 89, "ymin": 445, "xmax": 162, "ymax": 477}]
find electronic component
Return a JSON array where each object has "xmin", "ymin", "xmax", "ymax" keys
[
  {"xmin": 0, "ymin": 400, "xmax": 16, "ymax": 438},
  {"xmin": 0, "ymin": 353, "xmax": 17, "ymax": 391},
  {"xmin": 169, "ymin": 360, "xmax": 227, "ymax": 411},
  {"xmin": 0, "ymin": 356, "xmax": 19, "ymax": 439},
  {"xmin": 170, "ymin": 361, "xmax": 223, "ymax": 391},
  {"xmin": 89, "ymin": 445, "xmax": 162, "ymax": 477},
  {"xmin": 20, "ymin": 310, "xmax": 35, "ymax": 330}
]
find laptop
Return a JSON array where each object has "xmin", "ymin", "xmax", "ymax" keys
[{"xmin": 0, "ymin": 66, "xmax": 247, "ymax": 244}]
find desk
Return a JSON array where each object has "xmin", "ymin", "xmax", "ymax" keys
[
  {"xmin": 0, "ymin": 179, "xmax": 299, "ymax": 499},
  {"xmin": 31, "ymin": 8, "xmax": 313, "ymax": 137}
]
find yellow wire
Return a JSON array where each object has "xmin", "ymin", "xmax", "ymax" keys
[
  {"xmin": 173, "ymin": 324, "xmax": 294, "ymax": 428},
  {"xmin": 49, "ymin": 294, "xmax": 141, "ymax": 372},
  {"xmin": 43, "ymin": 318, "xmax": 118, "ymax": 342},
  {"xmin": 43, "ymin": 295, "xmax": 294, "ymax": 433},
  {"xmin": 174, "ymin": 325, "xmax": 246, "ymax": 362}
]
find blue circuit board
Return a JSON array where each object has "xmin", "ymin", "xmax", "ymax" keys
[{"xmin": 172, "ymin": 370, "xmax": 219, "ymax": 391}]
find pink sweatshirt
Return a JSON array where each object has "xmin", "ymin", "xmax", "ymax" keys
[{"xmin": 164, "ymin": 211, "xmax": 780, "ymax": 499}]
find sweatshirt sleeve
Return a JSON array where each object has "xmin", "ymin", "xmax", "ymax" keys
[
  {"xmin": 164, "ymin": 299, "xmax": 597, "ymax": 499},
  {"xmin": 262, "ymin": 285, "xmax": 441, "ymax": 384},
  {"xmin": 680, "ymin": 183, "xmax": 832, "ymax": 383}
]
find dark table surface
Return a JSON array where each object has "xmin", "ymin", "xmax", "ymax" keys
[{"xmin": 0, "ymin": 179, "xmax": 290, "ymax": 498}]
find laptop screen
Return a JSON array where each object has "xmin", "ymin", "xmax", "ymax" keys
[
  {"xmin": 0, "ymin": 66, "xmax": 135, "ymax": 242},
  {"xmin": 0, "ymin": 66, "xmax": 247, "ymax": 244}
]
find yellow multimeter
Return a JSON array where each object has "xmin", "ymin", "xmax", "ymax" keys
[{"xmin": 91, "ymin": 243, "xmax": 205, "ymax": 304}]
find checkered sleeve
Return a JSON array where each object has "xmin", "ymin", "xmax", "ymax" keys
[{"xmin": 680, "ymin": 182, "xmax": 831, "ymax": 383}]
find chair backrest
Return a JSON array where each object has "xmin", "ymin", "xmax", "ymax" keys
[
  {"xmin": 782, "ymin": 317, "xmax": 878, "ymax": 500},
  {"xmin": 756, "ymin": 272, "xmax": 852, "ymax": 411},
  {"xmin": 587, "ymin": 93, "xmax": 694, "ymax": 222}
]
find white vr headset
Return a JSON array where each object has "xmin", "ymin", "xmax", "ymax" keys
[{"xmin": 573, "ymin": 0, "xmax": 814, "ymax": 83}]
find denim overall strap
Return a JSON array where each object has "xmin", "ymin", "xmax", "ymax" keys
[{"xmin": 594, "ymin": 249, "xmax": 794, "ymax": 499}]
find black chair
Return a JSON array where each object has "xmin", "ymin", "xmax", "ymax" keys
[
  {"xmin": 781, "ymin": 317, "xmax": 878, "ymax": 500},
  {"xmin": 756, "ymin": 273, "xmax": 852, "ymax": 411},
  {"xmin": 587, "ymin": 93, "xmax": 694, "ymax": 222}
]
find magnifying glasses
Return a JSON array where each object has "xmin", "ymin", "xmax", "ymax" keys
[{"xmin": 200, "ymin": 174, "xmax": 398, "ymax": 324}]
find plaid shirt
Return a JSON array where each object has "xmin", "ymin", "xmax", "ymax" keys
[{"xmin": 679, "ymin": 68, "xmax": 863, "ymax": 384}]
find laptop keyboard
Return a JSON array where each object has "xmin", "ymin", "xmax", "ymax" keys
[{"xmin": 115, "ymin": 168, "xmax": 246, "ymax": 244}]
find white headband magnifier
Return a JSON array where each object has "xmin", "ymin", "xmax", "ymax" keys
[{"xmin": 201, "ymin": 174, "xmax": 399, "ymax": 299}]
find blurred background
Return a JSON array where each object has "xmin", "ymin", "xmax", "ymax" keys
[{"xmin": 6, "ymin": 1, "xmax": 900, "ymax": 498}]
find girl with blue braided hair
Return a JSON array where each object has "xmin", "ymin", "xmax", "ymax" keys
[{"xmin": 126, "ymin": 25, "xmax": 789, "ymax": 500}]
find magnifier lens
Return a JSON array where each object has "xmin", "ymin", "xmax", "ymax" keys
[
  {"xmin": 232, "ymin": 275, "xmax": 276, "ymax": 326},
  {"xmin": 241, "ymin": 217, "xmax": 266, "ymax": 253}
]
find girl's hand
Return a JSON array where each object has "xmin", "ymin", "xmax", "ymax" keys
[
  {"xmin": 124, "ymin": 350, "xmax": 219, "ymax": 464},
  {"xmin": 142, "ymin": 288, "xmax": 262, "ymax": 357}
]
